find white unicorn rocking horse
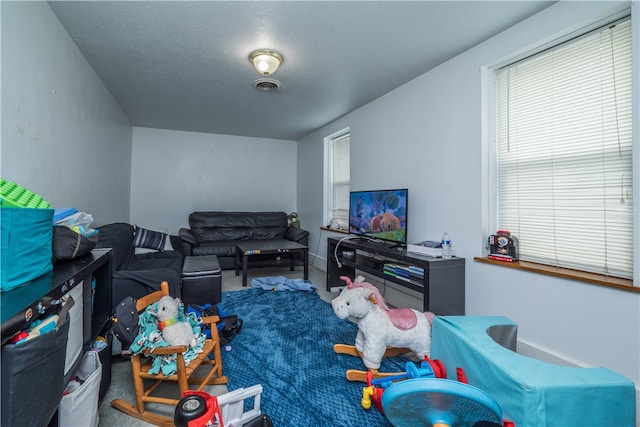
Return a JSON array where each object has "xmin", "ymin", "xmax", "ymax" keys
[{"xmin": 331, "ymin": 275, "xmax": 435, "ymax": 382}]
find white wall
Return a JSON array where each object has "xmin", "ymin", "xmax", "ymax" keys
[
  {"xmin": 298, "ymin": 0, "xmax": 640, "ymax": 413},
  {"xmin": 1, "ymin": 2, "xmax": 131, "ymax": 226},
  {"xmin": 130, "ymin": 127, "xmax": 297, "ymax": 234}
]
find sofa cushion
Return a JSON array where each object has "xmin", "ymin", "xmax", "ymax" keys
[
  {"xmin": 195, "ymin": 227, "xmax": 287, "ymax": 242},
  {"xmin": 95, "ymin": 222, "xmax": 134, "ymax": 270},
  {"xmin": 189, "ymin": 211, "xmax": 287, "ymax": 228},
  {"xmin": 192, "ymin": 240, "xmax": 236, "ymax": 257},
  {"xmin": 189, "ymin": 211, "xmax": 288, "ymax": 242}
]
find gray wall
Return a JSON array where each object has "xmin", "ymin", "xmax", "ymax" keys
[
  {"xmin": 129, "ymin": 127, "xmax": 297, "ymax": 234},
  {"xmin": 298, "ymin": 0, "xmax": 640, "ymax": 409},
  {"xmin": 1, "ymin": 1, "xmax": 131, "ymax": 225}
]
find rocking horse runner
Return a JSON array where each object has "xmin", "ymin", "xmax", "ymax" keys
[{"xmin": 332, "ymin": 276, "xmax": 435, "ymax": 382}]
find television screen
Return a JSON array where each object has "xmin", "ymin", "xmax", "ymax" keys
[{"xmin": 349, "ymin": 189, "xmax": 408, "ymax": 244}]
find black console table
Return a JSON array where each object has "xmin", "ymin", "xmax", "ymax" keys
[{"xmin": 327, "ymin": 237, "xmax": 465, "ymax": 315}]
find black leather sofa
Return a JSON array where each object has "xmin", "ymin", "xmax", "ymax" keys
[
  {"xmin": 95, "ymin": 222, "xmax": 184, "ymax": 308},
  {"xmin": 179, "ymin": 211, "xmax": 309, "ymax": 270}
]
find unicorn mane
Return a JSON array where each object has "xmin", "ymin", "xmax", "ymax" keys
[{"xmin": 339, "ymin": 275, "xmax": 391, "ymax": 312}]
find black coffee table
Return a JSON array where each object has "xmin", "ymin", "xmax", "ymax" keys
[{"xmin": 235, "ymin": 239, "xmax": 309, "ymax": 287}]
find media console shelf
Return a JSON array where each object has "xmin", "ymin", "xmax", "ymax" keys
[{"xmin": 327, "ymin": 237, "xmax": 465, "ymax": 315}]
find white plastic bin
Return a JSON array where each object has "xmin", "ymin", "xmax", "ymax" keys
[
  {"xmin": 64, "ymin": 284, "xmax": 84, "ymax": 375},
  {"xmin": 59, "ymin": 351, "xmax": 102, "ymax": 427}
]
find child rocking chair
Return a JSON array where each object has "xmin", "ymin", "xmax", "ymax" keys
[{"xmin": 111, "ymin": 281, "xmax": 228, "ymax": 426}]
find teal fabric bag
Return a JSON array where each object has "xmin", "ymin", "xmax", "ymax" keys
[{"xmin": 1, "ymin": 207, "xmax": 54, "ymax": 292}]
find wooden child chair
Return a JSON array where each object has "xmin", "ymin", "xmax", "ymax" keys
[{"xmin": 111, "ymin": 281, "xmax": 228, "ymax": 426}]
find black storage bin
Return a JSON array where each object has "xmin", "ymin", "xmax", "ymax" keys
[
  {"xmin": 1, "ymin": 316, "xmax": 70, "ymax": 427},
  {"xmin": 96, "ymin": 330, "xmax": 113, "ymax": 403},
  {"xmin": 181, "ymin": 255, "xmax": 222, "ymax": 306}
]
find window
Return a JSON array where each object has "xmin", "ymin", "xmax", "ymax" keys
[
  {"xmin": 492, "ymin": 17, "xmax": 633, "ymax": 279},
  {"xmin": 325, "ymin": 129, "xmax": 350, "ymax": 230}
]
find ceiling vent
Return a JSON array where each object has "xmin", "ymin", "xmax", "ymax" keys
[{"xmin": 253, "ymin": 78, "xmax": 280, "ymax": 92}]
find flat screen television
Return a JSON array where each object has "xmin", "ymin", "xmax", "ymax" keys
[{"xmin": 348, "ymin": 188, "xmax": 408, "ymax": 245}]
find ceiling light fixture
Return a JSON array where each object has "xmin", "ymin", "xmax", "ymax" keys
[{"xmin": 249, "ymin": 49, "xmax": 283, "ymax": 76}]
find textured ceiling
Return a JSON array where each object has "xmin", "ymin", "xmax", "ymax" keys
[{"xmin": 49, "ymin": 1, "xmax": 555, "ymax": 140}]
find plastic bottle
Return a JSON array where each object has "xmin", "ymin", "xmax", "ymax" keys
[{"xmin": 441, "ymin": 232, "xmax": 452, "ymax": 259}]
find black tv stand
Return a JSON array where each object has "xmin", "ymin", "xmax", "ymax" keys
[
  {"xmin": 326, "ymin": 237, "xmax": 464, "ymax": 314},
  {"xmin": 386, "ymin": 242, "xmax": 405, "ymax": 250}
]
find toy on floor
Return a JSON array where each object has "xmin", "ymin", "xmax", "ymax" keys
[
  {"xmin": 360, "ymin": 358, "xmax": 510, "ymax": 427},
  {"xmin": 334, "ymin": 344, "xmax": 419, "ymax": 382},
  {"xmin": 382, "ymin": 378, "xmax": 504, "ymax": 427},
  {"xmin": 361, "ymin": 356, "xmax": 447, "ymax": 412},
  {"xmin": 157, "ymin": 296, "xmax": 196, "ymax": 348},
  {"xmin": 432, "ymin": 316, "xmax": 635, "ymax": 426},
  {"xmin": 332, "ymin": 275, "xmax": 435, "ymax": 372},
  {"xmin": 174, "ymin": 385, "xmax": 271, "ymax": 427}
]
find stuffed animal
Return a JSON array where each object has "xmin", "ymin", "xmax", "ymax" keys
[
  {"xmin": 370, "ymin": 211, "xmax": 402, "ymax": 233},
  {"xmin": 156, "ymin": 296, "xmax": 197, "ymax": 348},
  {"xmin": 332, "ymin": 276, "xmax": 434, "ymax": 370}
]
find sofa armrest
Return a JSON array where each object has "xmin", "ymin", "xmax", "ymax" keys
[
  {"xmin": 179, "ymin": 228, "xmax": 200, "ymax": 256},
  {"xmin": 179, "ymin": 228, "xmax": 199, "ymax": 246},
  {"xmin": 169, "ymin": 235, "xmax": 185, "ymax": 256},
  {"xmin": 285, "ymin": 226, "xmax": 309, "ymax": 246}
]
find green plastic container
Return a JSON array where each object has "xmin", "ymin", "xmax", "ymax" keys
[{"xmin": 0, "ymin": 178, "xmax": 51, "ymax": 209}]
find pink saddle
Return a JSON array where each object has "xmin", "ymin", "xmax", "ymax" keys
[{"xmin": 341, "ymin": 276, "xmax": 435, "ymax": 330}]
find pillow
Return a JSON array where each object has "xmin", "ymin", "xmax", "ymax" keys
[{"xmin": 133, "ymin": 226, "xmax": 168, "ymax": 252}]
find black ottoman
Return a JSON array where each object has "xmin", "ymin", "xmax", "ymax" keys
[{"xmin": 181, "ymin": 255, "xmax": 222, "ymax": 306}]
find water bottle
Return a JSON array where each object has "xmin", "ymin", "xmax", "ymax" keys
[{"xmin": 441, "ymin": 232, "xmax": 452, "ymax": 259}]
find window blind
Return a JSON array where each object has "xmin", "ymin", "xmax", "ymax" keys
[
  {"xmin": 331, "ymin": 132, "xmax": 350, "ymax": 229},
  {"xmin": 495, "ymin": 18, "xmax": 633, "ymax": 279}
]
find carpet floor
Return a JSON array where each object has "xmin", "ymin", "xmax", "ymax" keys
[
  {"xmin": 216, "ymin": 288, "xmax": 411, "ymax": 427},
  {"xmin": 98, "ymin": 269, "xmax": 412, "ymax": 426}
]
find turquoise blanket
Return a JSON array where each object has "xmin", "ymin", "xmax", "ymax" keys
[{"xmin": 129, "ymin": 301, "xmax": 205, "ymax": 376}]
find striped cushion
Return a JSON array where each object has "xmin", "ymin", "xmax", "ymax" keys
[{"xmin": 133, "ymin": 226, "xmax": 167, "ymax": 252}]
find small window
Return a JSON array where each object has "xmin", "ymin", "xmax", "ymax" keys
[
  {"xmin": 324, "ymin": 129, "xmax": 350, "ymax": 229},
  {"xmin": 491, "ymin": 17, "xmax": 633, "ymax": 279}
]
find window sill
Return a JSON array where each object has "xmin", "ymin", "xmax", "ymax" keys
[
  {"xmin": 320, "ymin": 226, "xmax": 349, "ymax": 234},
  {"xmin": 474, "ymin": 257, "xmax": 637, "ymax": 293}
]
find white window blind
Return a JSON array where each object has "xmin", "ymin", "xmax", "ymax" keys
[
  {"xmin": 330, "ymin": 132, "xmax": 350, "ymax": 229},
  {"xmin": 495, "ymin": 18, "xmax": 633, "ymax": 279}
]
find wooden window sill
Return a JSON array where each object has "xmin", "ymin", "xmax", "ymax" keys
[
  {"xmin": 474, "ymin": 257, "xmax": 637, "ymax": 293},
  {"xmin": 320, "ymin": 226, "xmax": 349, "ymax": 234}
]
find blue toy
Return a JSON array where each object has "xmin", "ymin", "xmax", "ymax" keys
[{"xmin": 360, "ymin": 357, "xmax": 508, "ymax": 427}]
